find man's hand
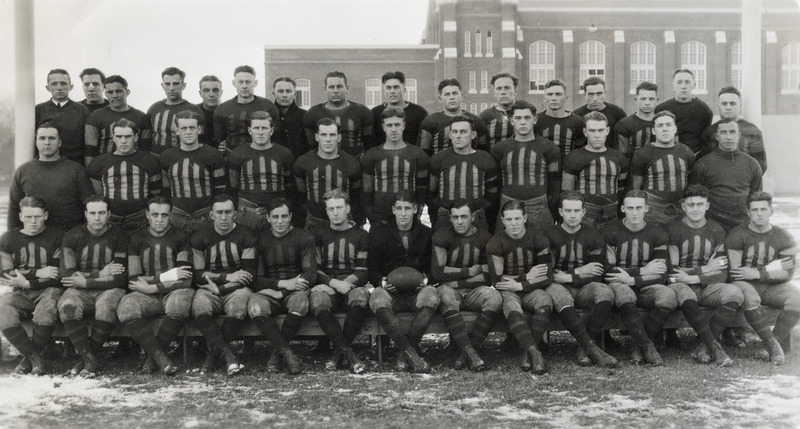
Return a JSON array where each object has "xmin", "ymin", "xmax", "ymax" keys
[
  {"xmin": 0, "ymin": 269, "xmax": 31, "ymax": 289},
  {"xmin": 200, "ymin": 275, "xmax": 221, "ymax": 295},
  {"xmin": 553, "ymin": 269, "xmax": 572, "ymax": 284},
  {"xmin": 781, "ymin": 257, "xmax": 794, "ymax": 271},
  {"xmin": 704, "ymin": 256, "xmax": 728, "ymax": 273},
  {"xmin": 35, "ymin": 266, "xmax": 60, "ymax": 280},
  {"xmin": 641, "ymin": 260, "xmax": 667, "ymax": 276},
  {"xmin": 525, "ymin": 264, "xmax": 548, "ymax": 282},
  {"xmin": 329, "ymin": 279, "xmax": 353, "ymax": 295},
  {"xmin": 129, "ymin": 277, "xmax": 158, "ymax": 294},
  {"xmin": 159, "ymin": 266, "xmax": 192, "ymax": 283},
  {"xmin": 495, "ymin": 275, "xmax": 522, "ymax": 292},
  {"xmin": 99, "ymin": 262, "xmax": 125, "ymax": 277},
  {"xmin": 467, "ymin": 264, "xmax": 482, "ymax": 277},
  {"xmin": 311, "ymin": 284, "xmax": 336, "ymax": 295},
  {"xmin": 382, "ymin": 277, "xmax": 398, "ymax": 293},
  {"xmin": 258, "ymin": 288, "xmax": 283, "ymax": 299},
  {"xmin": 574, "ymin": 262, "xmax": 605, "ymax": 278},
  {"xmin": 730, "ymin": 267, "xmax": 760, "ymax": 281},
  {"xmin": 670, "ymin": 268, "xmax": 694, "ymax": 284},
  {"xmin": 62, "ymin": 272, "xmax": 88, "ymax": 288},
  {"xmin": 226, "ymin": 270, "xmax": 253, "ymax": 285},
  {"xmin": 277, "ymin": 275, "xmax": 309, "ymax": 291},
  {"xmin": 604, "ymin": 268, "xmax": 634, "ymax": 286}
]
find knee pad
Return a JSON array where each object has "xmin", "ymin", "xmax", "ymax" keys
[
  {"xmin": 416, "ymin": 286, "xmax": 440, "ymax": 310},
  {"xmin": 309, "ymin": 291, "xmax": 332, "ymax": 315},
  {"xmin": 58, "ymin": 300, "xmax": 82, "ymax": 321},
  {"xmin": 784, "ymin": 288, "xmax": 800, "ymax": 312},
  {"xmin": 116, "ymin": 299, "xmax": 142, "ymax": 324},
  {"xmin": 346, "ymin": 288, "xmax": 370, "ymax": 309},
  {"xmin": 0, "ymin": 307, "xmax": 21, "ymax": 330},
  {"xmin": 369, "ymin": 288, "xmax": 392, "ymax": 313}
]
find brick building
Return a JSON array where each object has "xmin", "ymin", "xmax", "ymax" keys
[{"xmin": 264, "ymin": 0, "xmax": 800, "ymax": 115}]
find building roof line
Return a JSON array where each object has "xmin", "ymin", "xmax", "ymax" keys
[{"xmin": 264, "ymin": 45, "xmax": 440, "ymax": 50}]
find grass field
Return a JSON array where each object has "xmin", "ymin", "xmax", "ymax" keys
[{"xmin": 1, "ymin": 330, "xmax": 799, "ymax": 428}]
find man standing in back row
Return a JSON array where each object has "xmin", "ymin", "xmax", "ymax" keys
[
  {"xmin": 372, "ymin": 71, "xmax": 428, "ymax": 147},
  {"xmin": 654, "ymin": 69, "xmax": 712, "ymax": 155},
  {"xmin": 148, "ymin": 67, "xmax": 205, "ymax": 155},
  {"xmin": 479, "ymin": 72, "xmax": 519, "ymax": 150},
  {"xmin": 573, "ymin": 77, "xmax": 626, "ymax": 150}
]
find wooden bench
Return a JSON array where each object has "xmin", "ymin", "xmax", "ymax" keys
[{"xmin": 20, "ymin": 307, "xmax": 781, "ymax": 364}]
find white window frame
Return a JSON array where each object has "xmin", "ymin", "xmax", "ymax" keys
[
  {"xmin": 405, "ymin": 78, "xmax": 418, "ymax": 104},
  {"xmin": 480, "ymin": 70, "xmax": 489, "ymax": 94},
  {"xmin": 486, "ymin": 31, "xmax": 493, "ymax": 57},
  {"xmin": 365, "ymin": 78, "xmax": 382, "ymax": 108},
  {"xmin": 480, "ymin": 102, "xmax": 488, "ymax": 112},
  {"xmin": 460, "ymin": 102, "xmax": 467, "ymax": 112},
  {"xmin": 681, "ymin": 41, "xmax": 708, "ymax": 94},
  {"xmin": 469, "ymin": 70, "xmax": 477, "ymax": 94},
  {"xmin": 730, "ymin": 42, "xmax": 742, "ymax": 91},
  {"xmin": 470, "ymin": 103, "xmax": 478, "ymax": 114},
  {"xmin": 475, "ymin": 30, "xmax": 482, "ymax": 57},
  {"xmin": 630, "ymin": 41, "xmax": 656, "ymax": 94},
  {"xmin": 528, "ymin": 40, "xmax": 555, "ymax": 94},
  {"xmin": 781, "ymin": 41, "xmax": 800, "ymax": 94},
  {"xmin": 464, "ymin": 30, "xmax": 471, "ymax": 57},
  {"xmin": 296, "ymin": 78, "xmax": 311, "ymax": 109},
  {"xmin": 579, "ymin": 40, "xmax": 606, "ymax": 92}
]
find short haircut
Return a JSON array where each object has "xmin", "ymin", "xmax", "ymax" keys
[
  {"xmin": 635, "ymin": 81, "xmax": 659, "ymax": 94},
  {"xmin": 79, "ymin": 68, "xmax": 106, "ymax": 82},
  {"xmin": 437, "ymin": 78, "xmax": 462, "ymax": 94},
  {"xmin": 682, "ymin": 184, "xmax": 709, "ymax": 200},
  {"xmin": 103, "ymin": 75, "xmax": 128, "ymax": 88},
  {"xmin": 175, "ymin": 110, "xmax": 205, "ymax": 126},
  {"xmin": 500, "ymin": 199, "xmax": 525, "ymax": 216},
  {"xmin": 322, "ymin": 188, "xmax": 349, "ymax": 205},
  {"xmin": 46, "ymin": 69, "xmax": 70, "ymax": 81},
  {"xmin": 509, "ymin": 100, "xmax": 537, "ymax": 116},
  {"xmin": 233, "ymin": 65, "xmax": 256, "ymax": 76},
  {"xmin": 381, "ymin": 106, "xmax": 406, "ymax": 122},
  {"xmin": 36, "ymin": 121, "xmax": 61, "ymax": 138},
  {"xmin": 265, "ymin": 197, "xmax": 291, "ymax": 214},
  {"xmin": 146, "ymin": 195, "xmax": 173, "ymax": 211},
  {"xmin": 324, "ymin": 71, "xmax": 348, "ymax": 87},
  {"xmin": 583, "ymin": 111, "xmax": 608, "ymax": 126},
  {"xmin": 84, "ymin": 194, "xmax": 110, "ymax": 210},
  {"xmin": 199, "ymin": 75, "xmax": 222, "ymax": 88},
  {"xmin": 560, "ymin": 190, "xmax": 585, "ymax": 208},
  {"xmin": 449, "ymin": 115, "xmax": 474, "ymax": 130},
  {"xmin": 161, "ymin": 67, "xmax": 186, "ymax": 80},
  {"xmin": 673, "ymin": 69, "xmax": 695, "ymax": 79},
  {"xmin": 272, "ymin": 76, "xmax": 296, "ymax": 88},
  {"xmin": 248, "ymin": 110, "xmax": 273, "ymax": 127},
  {"xmin": 19, "ymin": 196, "xmax": 48, "ymax": 212},
  {"xmin": 316, "ymin": 117, "xmax": 340, "ymax": 133},
  {"xmin": 393, "ymin": 190, "xmax": 416, "ymax": 206},
  {"xmin": 716, "ymin": 117, "xmax": 739, "ymax": 128},
  {"xmin": 449, "ymin": 198, "xmax": 474, "ymax": 214},
  {"xmin": 583, "ymin": 76, "xmax": 606, "ymax": 90},
  {"xmin": 653, "ymin": 111, "xmax": 676, "ymax": 122},
  {"xmin": 623, "ymin": 189, "xmax": 648, "ymax": 203},
  {"xmin": 381, "ymin": 71, "xmax": 406, "ymax": 85},
  {"xmin": 718, "ymin": 85, "xmax": 741, "ymax": 98},
  {"xmin": 211, "ymin": 193, "xmax": 237, "ymax": 210},
  {"xmin": 746, "ymin": 191, "xmax": 773, "ymax": 208},
  {"xmin": 490, "ymin": 72, "xmax": 519, "ymax": 88},
  {"xmin": 111, "ymin": 118, "xmax": 139, "ymax": 135},
  {"xmin": 544, "ymin": 79, "xmax": 567, "ymax": 91}
]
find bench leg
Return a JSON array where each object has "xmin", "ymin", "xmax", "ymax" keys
[
  {"xmin": 377, "ymin": 335, "xmax": 383, "ymax": 364},
  {"xmin": 183, "ymin": 333, "xmax": 189, "ymax": 364},
  {"xmin": 599, "ymin": 330, "xmax": 605, "ymax": 350}
]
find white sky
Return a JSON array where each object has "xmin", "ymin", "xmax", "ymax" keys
[{"xmin": 0, "ymin": 0, "xmax": 430, "ymax": 108}]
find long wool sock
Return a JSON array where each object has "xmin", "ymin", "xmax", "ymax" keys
[
  {"xmin": 280, "ymin": 313, "xmax": 304, "ymax": 344},
  {"xmin": 63, "ymin": 319, "xmax": 92, "ymax": 355},
  {"xmin": 126, "ymin": 319, "xmax": 162, "ymax": 355},
  {"xmin": 773, "ymin": 310, "xmax": 800, "ymax": 345},
  {"xmin": 681, "ymin": 299, "xmax": 716, "ymax": 348},
  {"xmin": 31, "ymin": 325, "xmax": 55, "ymax": 353},
  {"xmin": 618, "ymin": 303, "xmax": 649, "ymax": 344},
  {"xmin": 744, "ymin": 308, "xmax": 776, "ymax": 342},
  {"xmin": 442, "ymin": 311, "xmax": 472, "ymax": 350},
  {"xmin": 342, "ymin": 305, "xmax": 368, "ymax": 345},
  {"xmin": 221, "ymin": 317, "xmax": 244, "ymax": 344},
  {"xmin": 194, "ymin": 315, "xmax": 226, "ymax": 351},
  {"xmin": 408, "ymin": 307, "xmax": 436, "ymax": 347},
  {"xmin": 2, "ymin": 327, "xmax": 35, "ymax": 356},
  {"xmin": 91, "ymin": 320, "xmax": 115, "ymax": 350},
  {"xmin": 470, "ymin": 310, "xmax": 499, "ymax": 346},
  {"xmin": 584, "ymin": 301, "xmax": 613, "ymax": 340},
  {"xmin": 506, "ymin": 311, "xmax": 536, "ymax": 350},
  {"xmin": 559, "ymin": 307, "xmax": 593, "ymax": 348},
  {"xmin": 316, "ymin": 310, "xmax": 348, "ymax": 350},
  {"xmin": 374, "ymin": 308, "xmax": 413, "ymax": 351},
  {"xmin": 708, "ymin": 302, "xmax": 738, "ymax": 340},
  {"xmin": 252, "ymin": 316, "xmax": 291, "ymax": 352},
  {"xmin": 156, "ymin": 317, "xmax": 184, "ymax": 350},
  {"xmin": 529, "ymin": 307, "xmax": 552, "ymax": 345},
  {"xmin": 644, "ymin": 307, "xmax": 672, "ymax": 340}
]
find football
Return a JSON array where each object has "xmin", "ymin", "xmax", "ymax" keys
[{"xmin": 386, "ymin": 267, "xmax": 425, "ymax": 293}]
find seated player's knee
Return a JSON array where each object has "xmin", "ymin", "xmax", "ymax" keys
[
  {"xmin": 0, "ymin": 307, "xmax": 21, "ymax": 330},
  {"xmin": 670, "ymin": 282, "xmax": 698, "ymax": 306},
  {"xmin": 718, "ymin": 283, "xmax": 744, "ymax": 307},
  {"xmin": 246, "ymin": 294, "xmax": 273, "ymax": 318},
  {"xmin": 116, "ymin": 297, "xmax": 143, "ymax": 324},
  {"xmin": 57, "ymin": 299, "xmax": 83, "ymax": 322},
  {"xmin": 309, "ymin": 291, "xmax": 332, "ymax": 316},
  {"xmin": 416, "ymin": 285, "xmax": 440, "ymax": 310},
  {"xmin": 652, "ymin": 286, "xmax": 679, "ymax": 310},
  {"xmin": 783, "ymin": 284, "xmax": 800, "ymax": 312},
  {"xmin": 609, "ymin": 282, "xmax": 637, "ymax": 306},
  {"xmin": 164, "ymin": 290, "xmax": 194, "ymax": 320},
  {"xmin": 285, "ymin": 291, "xmax": 310, "ymax": 317},
  {"xmin": 475, "ymin": 286, "xmax": 502, "ymax": 313},
  {"xmin": 590, "ymin": 283, "xmax": 615, "ymax": 304},
  {"xmin": 346, "ymin": 287, "xmax": 370, "ymax": 309},
  {"xmin": 369, "ymin": 287, "xmax": 393, "ymax": 313},
  {"xmin": 437, "ymin": 285, "xmax": 460, "ymax": 314},
  {"xmin": 545, "ymin": 283, "xmax": 574, "ymax": 312},
  {"xmin": 95, "ymin": 289, "xmax": 126, "ymax": 322},
  {"xmin": 500, "ymin": 291, "xmax": 522, "ymax": 318},
  {"xmin": 733, "ymin": 281, "xmax": 761, "ymax": 310},
  {"xmin": 191, "ymin": 292, "xmax": 216, "ymax": 318},
  {"xmin": 224, "ymin": 288, "xmax": 253, "ymax": 320},
  {"xmin": 523, "ymin": 289, "xmax": 553, "ymax": 312}
]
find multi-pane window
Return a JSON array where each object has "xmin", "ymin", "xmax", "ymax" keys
[
  {"xmin": 480, "ymin": 102, "xmax": 488, "ymax": 112},
  {"xmin": 782, "ymin": 41, "xmax": 800, "ymax": 93},
  {"xmin": 475, "ymin": 31, "xmax": 482, "ymax": 56},
  {"xmin": 469, "ymin": 70, "xmax": 477, "ymax": 93},
  {"xmin": 528, "ymin": 40, "xmax": 555, "ymax": 92},
  {"xmin": 579, "ymin": 40, "xmax": 606, "ymax": 89},
  {"xmin": 681, "ymin": 41, "xmax": 707, "ymax": 92},
  {"xmin": 470, "ymin": 103, "xmax": 478, "ymax": 114},
  {"xmin": 365, "ymin": 78, "xmax": 381, "ymax": 108},
  {"xmin": 486, "ymin": 31, "xmax": 493, "ymax": 56},
  {"xmin": 461, "ymin": 102, "xmax": 467, "ymax": 112},
  {"xmin": 480, "ymin": 70, "xmax": 488, "ymax": 93},
  {"xmin": 405, "ymin": 78, "xmax": 418, "ymax": 104},
  {"xmin": 464, "ymin": 31, "xmax": 471, "ymax": 57},
  {"xmin": 296, "ymin": 78, "xmax": 311, "ymax": 109},
  {"xmin": 630, "ymin": 41, "xmax": 656, "ymax": 93},
  {"xmin": 731, "ymin": 42, "xmax": 742, "ymax": 90}
]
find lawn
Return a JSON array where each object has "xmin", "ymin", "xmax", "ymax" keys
[{"xmin": 1, "ymin": 330, "xmax": 799, "ymax": 428}]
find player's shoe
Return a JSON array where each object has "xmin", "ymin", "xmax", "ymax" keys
[
  {"xmin": 29, "ymin": 352, "xmax": 46, "ymax": 376},
  {"xmin": 266, "ymin": 350, "xmax": 281, "ymax": 373},
  {"xmin": 463, "ymin": 345, "xmax": 486, "ymax": 372},
  {"xmin": 221, "ymin": 347, "xmax": 243, "ymax": 375},
  {"xmin": 710, "ymin": 341, "xmax": 733, "ymax": 367},
  {"xmin": 691, "ymin": 343, "xmax": 711, "ymax": 364},
  {"xmin": 629, "ymin": 346, "xmax": 644, "ymax": 365},
  {"xmin": 343, "ymin": 348, "xmax": 365, "ymax": 374},
  {"xmin": 664, "ymin": 329, "xmax": 687, "ymax": 350},
  {"xmin": 282, "ymin": 349, "xmax": 304, "ymax": 375},
  {"xmin": 152, "ymin": 350, "xmax": 178, "ymax": 376},
  {"xmin": 527, "ymin": 346, "xmax": 547, "ymax": 375},
  {"xmin": 79, "ymin": 351, "xmax": 100, "ymax": 378},
  {"xmin": 14, "ymin": 357, "xmax": 32, "ymax": 374},
  {"xmin": 641, "ymin": 340, "xmax": 663, "ymax": 366},
  {"xmin": 519, "ymin": 349, "xmax": 532, "ymax": 371},
  {"xmin": 199, "ymin": 349, "xmax": 219, "ymax": 373},
  {"xmin": 576, "ymin": 347, "xmax": 592, "ymax": 367},
  {"xmin": 766, "ymin": 338, "xmax": 785, "ymax": 365},
  {"xmin": 67, "ymin": 358, "xmax": 84, "ymax": 376},
  {"xmin": 402, "ymin": 348, "xmax": 430, "ymax": 373},
  {"xmin": 140, "ymin": 355, "xmax": 158, "ymax": 374},
  {"xmin": 324, "ymin": 350, "xmax": 343, "ymax": 371},
  {"xmin": 723, "ymin": 328, "xmax": 747, "ymax": 348},
  {"xmin": 453, "ymin": 351, "xmax": 468, "ymax": 370},
  {"xmin": 585, "ymin": 341, "xmax": 618, "ymax": 368}
]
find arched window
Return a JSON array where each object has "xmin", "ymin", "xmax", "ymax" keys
[
  {"xmin": 475, "ymin": 30, "xmax": 482, "ymax": 56},
  {"xmin": 579, "ymin": 40, "xmax": 605, "ymax": 90},
  {"xmin": 480, "ymin": 102, "xmax": 488, "ymax": 112},
  {"xmin": 681, "ymin": 41, "xmax": 707, "ymax": 92},
  {"xmin": 480, "ymin": 70, "xmax": 489, "ymax": 93},
  {"xmin": 486, "ymin": 31, "xmax": 493, "ymax": 56},
  {"xmin": 464, "ymin": 31, "xmax": 471, "ymax": 57},
  {"xmin": 528, "ymin": 40, "xmax": 555, "ymax": 92},
  {"xmin": 731, "ymin": 42, "xmax": 742, "ymax": 91},
  {"xmin": 630, "ymin": 41, "xmax": 656, "ymax": 93},
  {"xmin": 365, "ymin": 78, "xmax": 381, "ymax": 108},
  {"xmin": 470, "ymin": 103, "xmax": 478, "ymax": 114},
  {"xmin": 296, "ymin": 78, "xmax": 311, "ymax": 109},
  {"xmin": 405, "ymin": 78, "xmax": 418, "ymax": 104},
  {"xmin": 781, "ymin": 41, "xmax": 800, "ymax": 93},
  {"xmin": 469, "ymin": 70, "xmax": 477, "ymax": 93},
  {"xmin": 460, "ymin": 102, "xmax": 467, "ymax": 112}
]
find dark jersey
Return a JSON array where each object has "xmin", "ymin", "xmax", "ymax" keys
[
  {"xmin": 479, "ymin": 105, "xmax": 513, "ymax": 150},
  {"xmin": 372, "ymin": 102, "xmax": 429, "ymax": 148},
  {"xmin": 81, "ymin": 99, "xmax": 110, "ymax": 113},
  {"xmin": 486, "ymin": 229, "xmax": 552, "ymax": 292},
  {"xmin": 534, "ymin": 112, "xmax": 585, "ymax": 157},
  {"xmin": 601, "ymin": 219, "xmax": 668, "ymax": 287},
  {"xmin": 303, "ymin": 102, "xmax": 374, "ymax": 156},
  {"xmin": 191, "ymin": 224, "xmax": 257, "ymax": 293},
  {"xmin": 275, "ymin": 102, "xmax": 310, "ymax": 159},
  {"xmin": 85, "ymin": 106, "xmax": 153, "ymax": 158},
  {"xmin": 255, "ymin": 227, "xmax": 317, "ymax": 291},
  {"xmin": 562, "ymin": 147, "xmax": 628, "ymax": 204},
  {"xmin": 419, "ymin": 111, "xmax": 488, "ymax": 156},
  {"xmin": 361, "ymin": 144, "xmax": 429, "ymax": 213},
  {"xmin": 367, "ymin": 222, "xmax": 432, "ymax": 288},
  {"xmin": 0, "ymin": 227, "xmax": 64, "ymax": 290},
  {"xmin": 128, "ymin": 226, "xmax": 191, "ymax": 277},
  {"xmin": 429, "ymin": 148, "xmax": 498, "ymax": 209},
  {"xmin": 35, "ymin": 100, "xmax": 90, "ymax": 163},
  {"xmin": 159, "ymin": 145, "xmax": 227, "ymax": 214},
  {"xmin": 491, "ymin": 136, "xmax": 561, "ymax": 200},
  {"xmin": 87, "ymin": 151, "xmax": 162, "ymax": 216},
  {"xmin": 147, "ymin": 100, "xmax": 205, "ymax": 154},
  {"xmin": 197, "ymin": 104, "xmax": 216, "ymax": 147},
  {"xmin": 227, "ymin": 144, "xmax": 295, "ymax": 206},
  {"xmin": 573, "ymin": 103, "xmax": 627, "ymax": 150},
  {"xmin": 726, "ymin": 225, "xmax": 797, "ymax": 270},
  {"xmin": 654, "ymin": 98, "xmax": 713, "ymax": 154},
  {"xmin": 615, "ymin": 114, "xmax": 655, "ymax": 168},
  {"xmin": 631, "ymin": 143, "xmax": 695, "ymax": 202},
  {"xmin": 314, "ymin": 224, "xmax": 368, "ymax": 287},
  {"xmin": 431, "ymin": 227, "xmax": 491, "ymax": 287},
  {"xmin": 61, "ymin": 224, "xmax": 128, "ymax": 290},
  {"xmin": 700, "ymin": 119, "xmax": 767, "ymax": 173},
  {"xmin": 213, "ymin": 96, "xmax": 280, "ymax": 152},
  {"xmin": 667, "ymin": 219, "xmax": 727, "ymax": 286},
  {"xmin": 293, "ymin": 151, "xmax": 361, "ymax": 220},
  {"xmin": 543, "ymin": 224, "xmax": 605, "ymax": 287}
]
